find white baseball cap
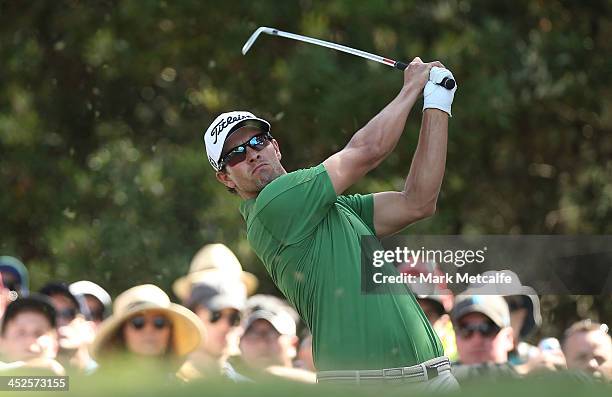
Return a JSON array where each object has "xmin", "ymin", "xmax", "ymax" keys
[
  {"xmin": 244, "ymin": 309, "xmax": 297, "ymax": 336},
  {"xmin": 69, "ymin": 280, "xmax": 112, "ymax": 308},
  {"xmin": 203, "ymin": 111, "xmax": 271, "ymax": 171}
]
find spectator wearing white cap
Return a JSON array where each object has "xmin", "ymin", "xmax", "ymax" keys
[
  {"xmin": 232, "ymin": 295, "xmax": 315, "ymax": 383},
  {"xmin": 240, "ymin": 295, "xmax": 298, "ymax": 369},
  {"xmin": 69, "ymin": 280, "xmax": 112, "ymax": 327}
]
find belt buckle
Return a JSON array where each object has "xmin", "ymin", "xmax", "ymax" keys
[
  {"xmin": 425, "ymin": 364, "xmax": 439, "ymax": 380},
  {"xmin": 382, "ymin": 367, "xmax": 403, "ymax": 381}
]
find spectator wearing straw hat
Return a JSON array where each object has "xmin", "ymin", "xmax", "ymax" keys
[
  {"xmin": 91, "ymin": 284, "xmax": 204, "ymax": 379},
  {"xmin": 172, "ymin": 243, "xmax": 257, "ymax": 304}
]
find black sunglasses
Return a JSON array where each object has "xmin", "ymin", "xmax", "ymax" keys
[
  {"xmin": 456, "ymin": 321, "xmax": 501, "ymax": 339},
  {"xmin": 209, "ymin": 310, "xmax": 241, "ymax": 327},
  {"xmin": 57, "ymin": 308, "xmax": 77, "ymax": 321},
  {"xmin": 129, "ymin": 315, "xmax": 170, "ymax": 331},
  {"xmin": 219, "ymin": 133, "xmax": 272, "ymax": 169}
]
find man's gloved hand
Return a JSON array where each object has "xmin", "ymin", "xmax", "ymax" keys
[{"xmin": 423, "ymin": 66, "xmax": 457, "ymax": 116}]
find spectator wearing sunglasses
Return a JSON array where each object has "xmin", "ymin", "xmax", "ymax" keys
[
  {"xmin": 178, "ymin": 277, "xmax": 247, "ymax": 381},
  {"xmin": 467, "ymin": 270, "xmax": 543, "ymax": 367},
  {"xmin": 91, "ymin": 284, "xmax": 203, "ymax": 378},
  {"xmin": 39, "ymin": 282, "xmax": 83, "ymax": 327},
  {"xmin": 451, "ymin": 294, "xmax": 517, "ymax": 382},
  {"xmin": 39, "ymin": 281, "xmax": 97, "ymax": 373},
  {"xmin": 69, "ymin": 280, "xmax": 112, "ymax": 327},
  {"xmin": 0, "ymin": 256, "xmax": 30, "ymax": 297}
]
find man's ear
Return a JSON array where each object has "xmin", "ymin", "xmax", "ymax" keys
[
  {"xmin": 216, "ymin": 170, "xmax": 237, "ymax": 190},
  {"xmin": 271, "ymin": 139, "xmax": 282, "ymax": 161}
]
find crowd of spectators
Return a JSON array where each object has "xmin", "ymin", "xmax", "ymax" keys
[{"xmin": 0, "ymin": 250, "xmax": 609, "ymax": 386}]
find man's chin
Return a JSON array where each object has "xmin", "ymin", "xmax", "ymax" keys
[
  {"xmin": 464, "ymin": 352, "xmax": 493, "ymax": 364},
  {"xmin": 254, "ymin": 172, "xmax": 281, "ymax": 190}
]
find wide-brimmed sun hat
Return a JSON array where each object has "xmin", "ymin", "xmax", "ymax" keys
[
  {"xmin": 172, "ymin": 244, "xmax": 258, "ymax": 302},
  {"xmin": 91, "ymin": 284, "xmax": 204, "ymax": 359}
]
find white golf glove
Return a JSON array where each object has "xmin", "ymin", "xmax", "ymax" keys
[{"xmin": 423, "ymin": 66, "xmax": 457, "ymax": 117}]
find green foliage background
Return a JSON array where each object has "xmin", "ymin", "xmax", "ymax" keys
[{"xmin": 1, "ymin": 1, "xmax": 610, "ymax": 338}]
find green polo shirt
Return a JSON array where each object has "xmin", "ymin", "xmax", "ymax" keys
[{"xmin": 239, "ymin": 164, "xmax": 443, "ymax": 371}]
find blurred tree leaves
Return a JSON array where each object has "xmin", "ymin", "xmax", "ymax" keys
[{"xmin": 0, "ymin": 0, "xmax": 610, "ymax": 329}]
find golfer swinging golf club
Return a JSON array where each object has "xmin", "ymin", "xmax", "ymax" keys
[{"xmin": 203, "ymin": 57, "xmax": 458, "ymax": 389}]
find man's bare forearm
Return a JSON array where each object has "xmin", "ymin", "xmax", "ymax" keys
[
  {"xmin": 346, "ymin": 83, "xmax": 421, "ymax": 164},
  {"xmin": 402, "ymin": 109, "xmax": 448, "ymax": 212},
  {"xmin": 322, "ymin": 58, "xmax": 445, "ymax": 196}
]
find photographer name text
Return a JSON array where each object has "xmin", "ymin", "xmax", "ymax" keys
[{"xmin": 372, "ymin": 271, "xmax": 512, "ymax": 285}]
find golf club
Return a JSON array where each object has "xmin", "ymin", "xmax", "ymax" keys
[{"xmin": 242, "ymin": 27, "xmax": 455, "ymax": 90}]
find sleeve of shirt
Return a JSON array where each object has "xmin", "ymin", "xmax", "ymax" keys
[
  {"xmin": 253, "ymin": 163, "xmax": 337, "ymax": 244},
  {"xmin": 336, "ymin": 193, "xmax": 376, "ymax": 235}
]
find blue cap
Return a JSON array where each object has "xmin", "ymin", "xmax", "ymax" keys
[{"xmin": 0, "ymin": 256, "xmax": 30, "ymax": 296}]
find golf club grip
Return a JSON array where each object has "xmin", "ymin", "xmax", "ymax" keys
[{"xmin": 394, "ymin": 61, "xmax": 455, "ymax": 90}]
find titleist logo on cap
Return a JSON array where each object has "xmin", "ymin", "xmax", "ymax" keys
[
  {"xmin": 208, "ymin": 155, "xmax": 218, "ymax": 169},
  {"xmin": 209, "ymin": 114, "xmax": 250, "ymax": 144}
]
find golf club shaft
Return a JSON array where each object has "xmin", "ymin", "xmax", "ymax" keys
[{"xmin": 264, "ymin": 28, "xmax": 455, "ymax": 90}]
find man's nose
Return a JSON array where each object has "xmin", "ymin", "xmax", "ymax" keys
[
  {"xmin": 246, "ymin": 146, "xmax": 260, "ymax": 162},
  {"xmin": 586, "ymin": 357, "xmax": 599, "ymax": 370}
]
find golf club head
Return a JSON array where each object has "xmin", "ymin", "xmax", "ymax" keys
[{"xmin": 242, "ymin": 27, "xmax": 275, "ymax": 55}]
